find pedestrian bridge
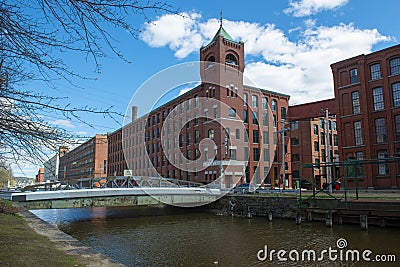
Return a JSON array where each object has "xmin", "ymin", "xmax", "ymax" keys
[{"xmin": 9, "ymin": 187, "xmax": 222, "ymax": 209}]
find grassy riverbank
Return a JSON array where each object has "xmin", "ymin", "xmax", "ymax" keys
[{"xmin": 0, "ymin": 213, "xmax": 81, "ymax": 267}]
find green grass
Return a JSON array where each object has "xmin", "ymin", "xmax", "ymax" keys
[{"xmin": 0, "ymin": 213, "xmax": 82, "ymax": 267}]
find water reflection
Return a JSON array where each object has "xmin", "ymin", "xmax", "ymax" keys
[{"xmin": 32, "ymin": 207, "xmax": 400, "ymax": 267}]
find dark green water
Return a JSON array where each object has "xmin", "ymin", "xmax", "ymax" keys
[{"xmin": 32, "ymin": 207, "xmax": 400, "ymax": 266}]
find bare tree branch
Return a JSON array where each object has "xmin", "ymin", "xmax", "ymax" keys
[{"xmin": 0, "ymin": 1, "xmax": 177, "ymax": 166}]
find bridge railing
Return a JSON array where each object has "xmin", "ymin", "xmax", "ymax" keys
[{"xmin": 40, "ymin": 176, "xmax": 205, "ymax": 190}]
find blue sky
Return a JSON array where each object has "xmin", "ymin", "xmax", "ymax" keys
[{"xmin": 15, "ymin": 0, "xmax": 400, "ymax": 177}]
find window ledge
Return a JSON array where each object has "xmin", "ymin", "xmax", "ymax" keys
[
  {"xmin": 340, "ymin": 113, "xmax": 363, "ymax": 119},
  {"xmin": 338, "ymin": 82, "xmax": 361, "ymax": 90},
  {"xmin": 343, "ymin": 145, "xmax": 366, "ymax": 149},
  {"xmin": 368, "ymin": 77, "xmax": 383, "ymax": 82}
]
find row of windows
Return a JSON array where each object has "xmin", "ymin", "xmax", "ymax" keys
[
  {"xmin": 353, "ymin": 115, "xmax": 400, "ymax": 146},
  {"xmin": 243, "ymin": 93, "xmax": 280, "ymax": 112},
  {"xmin": 351, "ymin": 82, "xmax": 400, "ymax": 114},
  {"xmin": 348, "ymin": 150, "xmax": 395, "ymax": 176},
  {"xmin": 349, "ymin": 57, "xmax": 400, "ymax": 85}
]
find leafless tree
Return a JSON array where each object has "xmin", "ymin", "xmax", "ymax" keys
[{"xmin": 0, "ymin": 1, "xmax": 175, "ymax": 165}]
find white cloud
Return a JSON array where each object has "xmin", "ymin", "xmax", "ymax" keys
[
  {"xmin": 284, "ymin": 0, "xmax": 349, "ymax": 17},
  {"xmin": 140, "ymin": 12, "xmax": 392, "ymax": 104},
  {"xmin": 140, "ymin": 12, "xmax": 205, "ymax": 59},
  {"xmin": 49, "ymin": 119, "xmax": 75, "ymax": 128}
]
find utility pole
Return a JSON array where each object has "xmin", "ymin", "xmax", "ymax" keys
[
  {"xmin": 325, "ymin": 109, "xmax": 332, "ymax": 194},
  {"xmin": 279, "ymin": 120, "xmax": 290, "ymax": 190}
]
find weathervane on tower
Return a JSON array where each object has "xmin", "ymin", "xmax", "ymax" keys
[{"xmin": 220, "ymin": 11, "xmax": 223, "ymax": 27}]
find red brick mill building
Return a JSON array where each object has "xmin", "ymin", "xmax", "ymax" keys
[
  {"xmin": 107, "ymin": 24, "xmax": 291, "ymax": 189},
  {"xmin": 331, "ymin": 44, "xmax": 400, "ymax": 189}
]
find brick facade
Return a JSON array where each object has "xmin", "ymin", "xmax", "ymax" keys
[
  {"xmin": 331, "ymin": 44, "xmax": 400, "ymax": 189},
  {"xmin": 107, "ymin": 25, "xmax": 291, "ymax": 188},
  {"xmin": 289, "ymin": 99, "xmax": 339, "ymax": 188},
  {"xmin": 58, "ymin": 134, "xmax": 108, "ymax": 182}
]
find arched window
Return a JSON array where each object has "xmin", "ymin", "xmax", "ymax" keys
[
  {"xmin": 225, "ymin": 53, "xmax": 238, "ymax": 66},
  {"xmin": 206, "ymin": 56, "xmax": 215, "ymax": 68},
  {"xmin": 272, "ymin": 100, "xmax": 277, "ymax": 112},
  {"xmin": 262, "ymin": 97, "xmax": 268, "ymax": 109}
]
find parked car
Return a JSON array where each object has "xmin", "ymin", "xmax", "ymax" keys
[
  {"xmin": 231, "ymin": 183, "xmax": 256, "ymax": 194},
  {"xmin": 299, "ymin": 179, "xmax": 313, "ymax": 190}
]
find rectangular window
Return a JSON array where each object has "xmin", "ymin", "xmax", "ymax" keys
[
  {"xmin": 243, "ymin": 93, "xmax": 248, "ymax": 106},
  {"xmin": 350, "ymin": 68, "xmax": 358, "ymax": 84},
  {"xmin": 370, "ymin": 63, "xmax": 381, "ymax": 80},
  {"xmin": 244, "ymin": 147, "xmax": 249, "ymax": 161},
  {"xmin": 103, "ymin": 160, "xmax": 107, "ymax": 174},
  {"xmin": 281, "ymin": 107, "xmax": 287, "ymax": 120},
  {"xmin": 253, "ymin": 148, "xmax": 260, "ymax": 161},
  {"xmin": 373, "ymin": 87, "xmax": 384, "ymax": 111},
  {"xmin": 273, "ymin": 115, "xmax": 277, "ymax": 127},
  {"xmin": 322, "ymin": 149, "xmax": 326, "ymax": 162},
  {"xmin": 334, "ymin": 134, "xmax": 338, "ymax": 146},
  {"xmin": 262, "ymin": 113, "xmax": 268, "ymax": 126},
  {"xmin": 213, "ymin": 107, "xmax": 218, "ymax": 118},
  {"xmin": 244, "ymin": 129, "xmax": 249, "ymax": 142},
  {"xmin": 378, "ymin": 150, "xmax": 389, "ymax": 175},
  {"xmin": 243, "ymin": 110, "xmax": 248, "ymax": 123},
  {"xmin": 252, "ymin": 95, "xmax": 258, "ymax": 108},
  {"xmin": 314, "ymin": 124, "xmax": 318, "ymax": 135},
  {"xmin": 290, "ymin": 121, "xmax": 298, "ymax": 130},
  {"xmin": 291, "ymin": 137, "xmax": 299, "ymax": 145},
  {"xmin": 230, "ymin": 149, "xmax": 237, "ymax": 160},
  {"xmin": 194, "ymin": 130, "xmax": 199, "ymax": 144},
  {"xmin": 252, "ymin": 112, "xmax": 259, "ymax": 125},
  {"xmin": 314, "ymin": 141, "xmax": 319, "ymax": 152},
  {"xmin": 390, "ymin": 57, "xmax": 400, "ymax": 75},
  {"xmin": 263, "ymin": 148, "xmax": 269, "ymax": 162},
  {"xmin": 236, "ymin": 128, "xmax": 240, "ymax": 140},
  {"xmin": 354, "ymin": 121, "xmax": 363, "ymax": 145},
  {"xmin": 375, "ymin": 117, "xmax": 387, "ymax": 143},
  {"xmin": 393, "ymin": 83, "xmax": 400, "ymax": 107},
  {"xmin": 320, "ymin": 118, "xmax": 325, "ymax": 129},
  {"xmin": 253, "ymin": 130, "xmax": 259, "ymax": 143},
  {"xmin": 263, "ymin": 131, "xmax": 269, "ymax": 144},
  {"xmin": 395, "ymin": 115, "xmax": 400, "ymax": 141},
  {"xmin": 351, "ymin": 91, "xmax": 361, "ymax": 114},
  {"xmin": 320, "ymin": 133, "xmax": 325, "ymax": 146}
]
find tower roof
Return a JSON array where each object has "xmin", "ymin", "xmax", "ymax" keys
[{"xmin": 210, "ymin": 25, "xmax": 234, "ymax": 43}]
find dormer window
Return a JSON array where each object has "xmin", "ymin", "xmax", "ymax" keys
[{"xmin": 225, "ymin": 53, "xmax": 238, "ymax": 66}]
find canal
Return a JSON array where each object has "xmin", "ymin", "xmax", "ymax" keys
[{"xmin": 32, "ymin": 207, "xmax": 399, "ymax": 266}]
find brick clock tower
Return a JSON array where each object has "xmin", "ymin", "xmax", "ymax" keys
[{"xmin": 198, "ymin": 20, "xmax": 250, "ymax": 186}]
